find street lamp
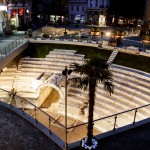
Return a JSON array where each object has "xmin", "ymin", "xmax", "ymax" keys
[
  {"xmin": 64, "ymin": 1, "xmax": 68, "ymax": 35},
  {"xmin": 62, "ymin": 66, "xmax": 72, "ymax": 150}
]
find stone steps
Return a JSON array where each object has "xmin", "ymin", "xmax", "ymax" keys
[
  {"xmin": 0, "ymin": 49, "xmax": 149, "ymax": 134},
  {"xmin": 112, "ymin": 65, "xmax": 150, "ymax": 81},
  {"xmin": 96, "ymin": 86, "xmax": 150, "ymax": 114},
  {"xmin": 45, "ymin": 57, "xmax": 83, "ymax": 64},
  {"xmin": 113, "ymin": 70, "xmax": 150, "ymax": 87},
  {"xmin": 113, "ymin": 74, "xmax": 150, "ymax": 93},
  {"xmin": 47, "ymin": 53, "xmax": 84, "ymax": 60},
  {"xmin": 53, "ymin": 49, "xmax": 77, "ymax": 54}
]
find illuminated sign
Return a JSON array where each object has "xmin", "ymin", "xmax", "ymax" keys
[{"xmin": 0, "ymin": 6, "xmax": 7, "ymax": 11}]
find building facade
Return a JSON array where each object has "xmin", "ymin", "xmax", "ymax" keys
[
  {"xmin": 0, "ymin": 0, "xmax": 8, "ymax": 34},
  {"xmin": 68, "ymin": 0, "xmax": 109, "ymax": 26},
  {"xmin": 87, "ymin": 0, "xmax": 109, "ymax": 26},
  {"xmin": 7, "ymin": 0, "xmax": 32, "ymax": 30},
  {"xmin": 145, "ymin": 0, "xmax": 150, "ymax": 30},
  {"xmin": 68, "ymin": 0, "xmax": 87, "ymax": 24},
  {"xmin": 0, "ymin": 0, "xmax": 32, "ymax": 34}
]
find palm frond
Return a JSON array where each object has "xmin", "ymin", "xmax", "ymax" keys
[{"xmin": 104, "ymin": 81, "xmax": 114, "ymax": 95}]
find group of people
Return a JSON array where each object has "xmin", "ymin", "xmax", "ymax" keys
[
  {"xmin": 108, "ymin": 36, "xmax": 118, "ymax": 47},
  {"xmin": 98, "ymin": 36, "xmax": 118, "ymax": 48}
]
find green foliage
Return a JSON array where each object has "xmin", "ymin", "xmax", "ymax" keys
[{"xmin": 25, "ymin": 43, "xmax": 150, "ymax": 73}]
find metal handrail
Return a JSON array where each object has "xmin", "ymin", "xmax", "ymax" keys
[
  {"xmin": 0, "ymin": 87, "xmax": 149, "ymax": 131},
  {"xmin": 0, "ymin": 88, "xmax": 65, "ymax": 128},
  {"xmin": 67, "ymin": 103, "xmax": 150, "ymax": 130}
]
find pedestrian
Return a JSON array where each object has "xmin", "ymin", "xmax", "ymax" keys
[{"xmin": 108, "ymin": 36, "xmax": 113, "ymax": 46}]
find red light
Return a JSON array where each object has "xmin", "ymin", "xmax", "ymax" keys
[
  {"xmin": 19, "ymin": 8, "xmax": 24, "ymax": 15},
  {"xmin": 11, "ymin": 9, "xmax": 16, "ymax": 17}
]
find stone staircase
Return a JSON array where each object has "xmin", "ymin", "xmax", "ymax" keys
[{"xmin": 107, "ymin": 50, "xmax": 119, "ymax": 64}]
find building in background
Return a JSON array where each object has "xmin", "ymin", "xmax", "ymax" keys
[
  {"xmin": 0, "ymin": 0, "xmax": 8, "ymax": 34},
  {"xmin": 68, "ymin": 0, "xmax": 87, "ymax": 24},
  {"xmin": 31, "ymin": 0, "xmax": 67, "ymax": 26},
  {"xmin": 0, "ymin": 0, "xmax": 32, "ymax": 34},
  {"xmin": 7, "ymin": 0, "xmax": 32, "ymax": 30},
  {"xmin": 145, "ymin": 0, "xmax": 150, "ymax": 30},
  {"xmin": 87, "ymin": 0, "xmax": 109, "ymax": 26},
  {"xmin": 68, "ymin": 0, "xmax": 109, "ymax": 26}
]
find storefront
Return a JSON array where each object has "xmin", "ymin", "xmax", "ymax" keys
[
  {"xmin": 8, "ymin": 7, "xmax": 30, "ymax": 30},
  {"xmin": 0, "ymin": 0, "xmax": 7, "ymax": 34},
  {"xmin": 74, "ymin": 15, "xmax": 86, "ymax": 24}
]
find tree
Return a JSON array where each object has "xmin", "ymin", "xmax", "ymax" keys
[{"xmin": 70, "ymin": 58, "xmax": 114, "ymax": 149}]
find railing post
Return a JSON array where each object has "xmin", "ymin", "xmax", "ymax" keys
[
  {"xmin": 21, "ymin": 99, "xmax": 24, "ymax": 113},
  {"xmin": 5, "ymin": 47, "xmax": 6, "ymax": 57},
  {"xmin": 0, "ymin": 52, "xmax": 2, "ymax": 60},
  {"xmin": 113, "ymin": 114, "xmax": 117, "ymax": 131},
  {"xmin": 9, "ymin": 44, "xmax": 10, "ymax": 52},
  {"xmin": 16, "ymin": 39, "xmax": 17, "ymax": 47},
  {"xmin": 133, "ymin": 108, "xmax": 137, "ymax": 125},
  {"xmin": 34, "ymin": 106, "xmax": 37, "ymax": 123},
  {"xmin": 19, "ymin": 38, "xmax": 20, "ymax": 45},
  {"xmin": 11, "ymin": 42, "xmax": 13, "ymax": 50},
  {"xmin": 49, "ymin": 117, "xmax": 51, "ymax": 134}
]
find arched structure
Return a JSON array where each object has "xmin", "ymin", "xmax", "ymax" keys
[{"xmin": 36, "ymin": 83, "xmax": 64, "ymax": 99}]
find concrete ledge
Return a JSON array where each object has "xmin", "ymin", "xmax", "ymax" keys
[
  {"xmin": 0, "ymin": 42, "xmax": 28, "ymax": 70},
  {"xmin": 28, "ymin": 38, "xmax": 150, "ymax": 57}
]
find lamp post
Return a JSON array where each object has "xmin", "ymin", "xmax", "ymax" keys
[
  {"xmin": 62, "ymin": 66, "xmax": 72, "ymax": 150},
  {"xmin": 64, "ymin": 1, "xmax": 68, "ymax": 35}
]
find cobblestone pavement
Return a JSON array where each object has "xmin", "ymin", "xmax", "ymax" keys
[{"xmin": 0, "ymin": 105, "xmax": 62, "ymax": 150}]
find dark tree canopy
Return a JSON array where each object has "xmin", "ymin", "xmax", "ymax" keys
[{"xmin": 108, "ymin": 0, "xmax": 146, "ymax": 18}]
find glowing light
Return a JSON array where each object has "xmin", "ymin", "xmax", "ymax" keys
[
  {"xmin": 106, "ymin": 32, "xmax": 111, "ymax": 37},
  {"xmin": 26, "ymin": 9, "xmax": 29, "ymax": 13},
  {"xmin": 0, "ymin": 6, "xmax": 7, "ymax": 11}
]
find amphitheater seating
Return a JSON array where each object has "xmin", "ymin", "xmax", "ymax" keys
[
  {"xmin": 0, "ymin": 49, "xmax": 149, "ymax": 133},
  {"xmin": 61, "ymin": 64, "xmax": 150, "ymax": 132}
]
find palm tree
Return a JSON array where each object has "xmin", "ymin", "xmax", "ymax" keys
[{"xmin": 70, "ymin": 57, "xmax": 114, "ymax": 149}]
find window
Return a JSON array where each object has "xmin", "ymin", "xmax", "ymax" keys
[
  {"xmin": 71, "ymin": 6, "xmax": 73, "ymax": 11},
  {"xmin": 102, "ymin": 0, "xmax": 105, "ymax": 6},
  {"xmin": 90, "ymin": 0, "xmax": 93, "ymax": 7},
  {"xmin": 76, "ymin": 6, "xmax": 79, "ymax": 11},
  {"xmin": 71, "ymin": 15, "xmax": 74, "ymax": 21},
  {"xmin": 96, "ymin": 0, "xmax": 98, "ymax": 7},
  {"xmin": 82, "ymin": 6, "xmax": 84, "ymax": 12}
]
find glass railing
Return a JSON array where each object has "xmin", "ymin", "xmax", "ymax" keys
[{"xmin": 0, "ymin": 36, "xmax": 28, "ymax": 61}]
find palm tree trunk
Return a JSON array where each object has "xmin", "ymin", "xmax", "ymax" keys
[{"xmin": 87, "ymin": 79, "xmax": 96, "ymax": 146}]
